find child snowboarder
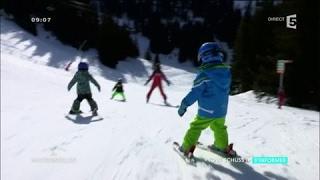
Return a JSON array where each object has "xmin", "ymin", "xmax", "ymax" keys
[
  {"xmin": 176, "ymin": 42, "xmax": 236, "ymax": 158},
  {"xmin": 110, "ymin": 78, "xmax": 126, "ymax": 101},
  {"xmin": 68, "ymin": 62, "xmax": 101, "ymax": 116},
  {"xmin": 144, "ymin": 63, "xmax": 171, "ymax": 104}
]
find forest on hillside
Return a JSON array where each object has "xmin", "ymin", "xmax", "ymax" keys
[{"xmin": 1, "ymin": 0, "xmax": 318, "ymax": 109}]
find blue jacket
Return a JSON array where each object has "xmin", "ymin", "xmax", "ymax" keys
[{"xmin": 181, "ymin": 63, "xmax": 231, "ymax": 118}]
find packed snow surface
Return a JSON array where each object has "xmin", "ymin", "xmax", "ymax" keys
[{"xmin": 1, "ymin": 18, "xmax": 319, "ymax": 180}]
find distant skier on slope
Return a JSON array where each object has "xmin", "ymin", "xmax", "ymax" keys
[
  {"xmin": 176, "ymin": 42, "xmax": 236, "ymax": 158},
  {"xmin": 144, "ymin": 63, "xmax": 171, "ymax": 104},
  {"xmin": 110, "ymin": 78, "xmax": 126, "ymax": 101},
  {"xmin": 68, "ymin": 62, "xmax": 101, "ymax": 116},
  {"xmin": 277, "ymin": 88, "xmax": 286, "ymax": 109}
]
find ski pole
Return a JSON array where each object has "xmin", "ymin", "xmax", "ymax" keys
[{"xmin": 65, "ymin": 40, "xmax": 87, "ymax": 71}]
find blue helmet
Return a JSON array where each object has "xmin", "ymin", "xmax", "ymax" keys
[
  {"xmin": 198, "ymin": 42, "xmax": 224, "ymax": 64},
  {"xmin": 78, "ymin": 62, "xmax": 88, "ymax": 70}
]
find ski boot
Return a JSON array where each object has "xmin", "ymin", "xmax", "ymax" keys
[
  {"xmin": 92, "ymin": 108, "xmax": 98, "ymax": 116},
  {"xmin": 208, "ymin": 143, "xmax": 237, "ymax": 157},
  {"xmin": 178, "ymin": 144, "xmax": 195, "ymax": 159},
  {"xmin": 69, "ymin": 110, "xmax": 83, "ymax": 115},
  {"xmin": 225, "ymin": 143, "xmax": 237, "ymax": 157}
]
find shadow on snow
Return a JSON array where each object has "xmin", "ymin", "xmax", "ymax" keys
[{"xmin": 65, "ymin": 114, "xmax": 104, "ymax": 124}]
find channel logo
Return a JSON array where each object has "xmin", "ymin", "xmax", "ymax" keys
[
  {"xmin": 286, "ymin": 14, "xmax": 297, "ymax": 29},
  {"xmin": 268, "ymin": 14, "xmax": 297, "ymax": 29}
]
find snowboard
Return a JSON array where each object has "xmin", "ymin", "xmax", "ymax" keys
[
  {"xmin": 197, "ymin": 142, "xmax": 238, "ymax": 158},
  {"xmin": 172, "ymin": 141, "xmax": 196, "ymax": 165}
]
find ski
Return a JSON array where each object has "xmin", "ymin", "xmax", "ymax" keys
[
  {"xmin": 197, "ymin": 142, "xmax": 238, "ymax": 158},
  {"xmin": 112, "ymin": 99, "xmax": 126, "ymax": 102},
  {"xmin": 164, "ymin": 103, "xmax": 180, "ymax": 108},
  {"xmin": 172, "ymin": 142, "xmax": 196, "ymax": 165},
  {"xmin": 67, "ymin": 110, "xmax": 98, "ymax": 116},
  {"xmin": 150, "ymin": 102, "xmax": 179, "ymax": 108},
  {"xmin": 65, "ymin": 111, "xmax": 103, "ymax": 122}
]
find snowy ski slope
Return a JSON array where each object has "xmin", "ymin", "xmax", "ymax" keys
[{"xmin": 1, "ymin": 18, "xmax": 319, "ymax": 180}]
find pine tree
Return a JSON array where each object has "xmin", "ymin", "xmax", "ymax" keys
[
  {"xmin": 3, "ymin": 0, "xmax": 38, "ymax": 35},
  {"xmin": 232, "ymin": 2, "xmax": 255, "ymax": 93},
  {"xmin": 285, "ymin": 0, "xmax": 319, "ymax": 109},
  {"xmin": 97, "ymin": 17, "xmax": 138, "ymax": 68},
  {"xmin": 233, "ymin": 0, "xmax": 318, "ymax": 109}
]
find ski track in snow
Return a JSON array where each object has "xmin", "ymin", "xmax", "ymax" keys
[{"xmin": 1, "ymin": 17, "xmax": 319, "ymax": 180}]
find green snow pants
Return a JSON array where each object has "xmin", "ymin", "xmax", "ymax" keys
[
  {"xmin": 111, "ymin": 91, "xmax": 126, "ymax": 100},
  {"xmin": 182, "ymin": 115, "xmax": 228, "ymax": 152}
]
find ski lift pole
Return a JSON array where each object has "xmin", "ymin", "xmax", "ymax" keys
[
  {"xmin": 276, "ymin": 60, "xmax": 292, "ymax": 90},
  {"xmin": 279, "ymin": 72, "xmax": 284, "ymax": 90},
  {"xmin": 78, "ymin": 40, "xmax": 88, "ymax": 61},
  {"xmin": 65, "ymin": 40, "xmax": 87, "ymax": 71},
  {"xmin": 276, "ymin": 60, "xmax": 292, "ymax": 108}
]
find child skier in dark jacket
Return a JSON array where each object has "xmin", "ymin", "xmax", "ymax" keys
[
  {"xmin": 111, "ymin": 78, "xmax": 126, "ymax": 101},
  {"xmin": 177, "ymin": 42, "xmax": 236, "ymax": 157},
  {"xmin": 68, "ymin": 62, "xmax": 100, "ymax": 116}
]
